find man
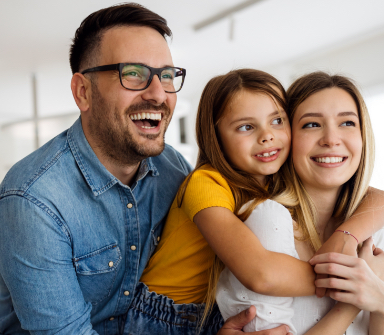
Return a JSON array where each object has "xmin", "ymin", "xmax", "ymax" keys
[{"xmin": 0, "ymin": 3, "xmax": 289, "ymax": 335}]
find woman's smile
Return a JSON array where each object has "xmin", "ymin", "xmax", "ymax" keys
[{"xmin": 292, "ymin": 87, "xmax": 362, "ymax": 192}]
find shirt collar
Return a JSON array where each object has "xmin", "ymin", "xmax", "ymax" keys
[{"xmin": 67, "ymin": 117, "xmax": 159, "ymax": 196}]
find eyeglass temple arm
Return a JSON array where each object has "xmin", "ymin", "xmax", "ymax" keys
[{"xmin": 81, "ymin": 64, "xmax": 120, "ymax": 75}]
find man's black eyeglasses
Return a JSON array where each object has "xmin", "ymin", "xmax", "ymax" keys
[{"xmin": 81, "ymin": 63, "xmax": 186, "ymax": 93}]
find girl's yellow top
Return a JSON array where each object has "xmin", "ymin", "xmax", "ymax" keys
[{"xmin": 140, "ymin": 164, "xmax": 235, "ymax": 303}]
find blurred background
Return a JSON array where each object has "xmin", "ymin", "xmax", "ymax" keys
[{"xmin": 1, "ymin": 0, "xmax": 384, "ymax": 189}]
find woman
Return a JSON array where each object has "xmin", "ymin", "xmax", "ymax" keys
[{"xmin": 284, "ymin": 72, "xmax": 384, "ymax": 334}]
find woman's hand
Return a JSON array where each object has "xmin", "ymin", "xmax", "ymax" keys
[
  {"xmin": 217, "ymin": 306, "xmax": 292, "ymax": 335},
  {"xmin": 309, "ymin": 237, "xmax": 384, "ymax": 314},
  {"xmin": 312, "ymin": 230, "xmax": 358, "ymax": 298}
]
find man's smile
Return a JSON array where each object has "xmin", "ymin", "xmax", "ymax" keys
[{"xmin": 129, "ymin": 112, "xmax": 163, "ymax": 130}]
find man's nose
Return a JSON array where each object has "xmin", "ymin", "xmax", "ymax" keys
[{"xmin": 141, "ymin": 74, "xmax": 167, "ymax": 105}]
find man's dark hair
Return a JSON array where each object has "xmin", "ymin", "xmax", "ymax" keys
[{"xmin": 69, "ymin": 3, "xmax": 172, "ymax": 74}]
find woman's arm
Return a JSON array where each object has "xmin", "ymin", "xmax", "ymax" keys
[
  {"xmin": 304, "ymin": 303, "xmax": 359, "ymax": 335},
  {"xmin": 310, "ymin": 238, "xmax": 384, "ymax": 333},
  {"xmin": 316, "ymin": 187, "xmax": 384, "ymax": 255},
  {"xmin": 313, "ymin": 187, "xmax": 384, "ymax": 297},
  {"xmin": 194, "ymin": 206, "xmax": 315, "ymax": 297}
]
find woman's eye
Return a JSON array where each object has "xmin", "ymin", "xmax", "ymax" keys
[
  {"xmin": 272, "ymin": 117, "xmax": 282, "ymax": 125},
  {"xmin": 238, "ymin": 125, "xmax": 253, "ymax": 132},
  {"xmin": 341, "ymin": 120, "xmax": 356, "ymax": 127},
  {"xmin": 302, "ymin": 122, "xmax": 320, "ymax": 128}
]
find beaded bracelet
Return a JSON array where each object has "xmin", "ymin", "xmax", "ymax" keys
[{"xmin": 335, "ymin": 230, "xmax": 359, "ymax": 243}]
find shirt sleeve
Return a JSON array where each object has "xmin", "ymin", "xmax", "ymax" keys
[
  {"xmin": 181, "ymin": 167, "xmax": 235, "ymax": 221},
  {"xmin": 0, "ymin": 195, "xmax": 98, "ymax": 335}
]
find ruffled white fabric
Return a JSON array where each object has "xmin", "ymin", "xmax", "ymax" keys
[
  {"xmin": 216, "ymin": 198, "xmax": 384, "ymax": 334},
  {"xmin": 216, "ymin": 199, "xmax": 298, "ymax": 334}
]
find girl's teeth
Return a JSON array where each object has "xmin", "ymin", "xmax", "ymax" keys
[
  {"xmin": 315, "ymin": 157, "xmax": 343, "ymax": 163},
  {"xmin": 257, "ymin": 150, "xmax": 277, "ymax": 158}
]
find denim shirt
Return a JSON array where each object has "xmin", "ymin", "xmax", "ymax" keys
[{"xmin": 0, "ymin": 118, "xmax": 192, "ymax": 335}]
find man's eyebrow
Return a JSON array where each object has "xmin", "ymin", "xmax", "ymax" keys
[
  {"xmin": 298, "ymin": 111, "xmax": 358, "ymax": 122},
  {"xmin": 123, "ymin": 62, "xmax": 175, "ymax": 68}
]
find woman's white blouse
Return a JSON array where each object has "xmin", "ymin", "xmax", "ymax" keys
[{"xmin": 216, "ymin": 199, "xmax": 384, "ymax": 334}]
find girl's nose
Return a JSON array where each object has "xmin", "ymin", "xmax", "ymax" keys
[{"xmin": 258, "ymin": 129, "xmax": 274, "ymax": 144}]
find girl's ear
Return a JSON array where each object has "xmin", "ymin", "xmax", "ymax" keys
[{"xmin": 71, "ymin": 73, "xmax": 91, "ymax": 112}]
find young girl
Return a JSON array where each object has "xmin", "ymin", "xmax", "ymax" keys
[{"xmin": 124, "ymin": 69, "xmax": 384, "ymax": 335}]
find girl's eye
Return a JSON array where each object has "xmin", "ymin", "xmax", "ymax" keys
[
  {"xmin": 272, "ymin": 117, "xmax": 282, "ymax": 125},
  {"xmin": 238, "ymin": 125, "xmax": 253, "ymax": 132},
  {"xmin": 302, "ymin": 122, "xmax": 320, "ymax": 128},
  {"xmin": 341, "ymin": 120, "xmax": 356, "ymax": 127}
]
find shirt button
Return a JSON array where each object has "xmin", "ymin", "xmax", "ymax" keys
[
  {"xmin": 130, "ymin": 245, "xmax": 137, "ymax": 251},
  {"xmin": 127, "ymin": 203, "xmax": 133, "ymax": 208},
  {"xmin": 109, "ymin": 317, "xmax": 114, "ymax": 321},
  {"xmin": 124, "ymin": 291, "xmax": 130, "ymax": 296},
  {"xmin": 108, "ymin": 261, "xmax": 114, "ymax": 267},
  {"xmin": 157, "ymin": 236, "xmax": 161, "ymax": 242}
]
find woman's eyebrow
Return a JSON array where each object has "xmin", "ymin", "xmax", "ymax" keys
[
  {"xmin": 298, "ymin": 111, "xmax": 358, "ymax": 122},
  {"xmin": 298, "ymin": 112, "xmax": 323, "ymax": 121},
  {"xmin": 338, "ymin": 111, "xmax": 358, "ymax": 118}
]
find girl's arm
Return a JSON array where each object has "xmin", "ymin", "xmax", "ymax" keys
[{"xmin": 194, "ymin": 206, "xmax": 315, "ymax": 297}]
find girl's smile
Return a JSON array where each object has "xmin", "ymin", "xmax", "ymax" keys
[{"xmin": 218, "ymin": 90, "xmax": 291, "ymax": 185}]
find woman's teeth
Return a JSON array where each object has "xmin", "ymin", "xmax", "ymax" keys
[
  {"xmin": 314, "ymin": 157, "xmax": 343, "ymax": 163},
  {"xmin": 257, "ymin": 150, "xmax": 277, "ymax": 157}
]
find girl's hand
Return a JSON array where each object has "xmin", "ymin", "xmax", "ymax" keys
[
  {"xmin": 217, "ymin": 306, "xmax": 292, "ymax": 335},
  {"xmin": 309, "ymin": 238, "xmax": 384, "ymax": 314}
]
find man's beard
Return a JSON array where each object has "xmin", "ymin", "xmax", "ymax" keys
[{"xmin": 88, "ymin": 84, "xmax": 171, "ymax": 166}]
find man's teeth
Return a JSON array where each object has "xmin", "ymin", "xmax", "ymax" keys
[
  {"xmin": 129, "ymin": 113, "xmax": 162, "ymax": 121},
  {"xmin": 314, "ymin": 157, "xmax": 343, "ymax": 163},
  {"xmin": 257, "ymin": 150, "xmax": 277, "ymax": 157}
]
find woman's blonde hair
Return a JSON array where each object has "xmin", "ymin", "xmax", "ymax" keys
[
  {"xmin": 286, "ymin": 72, "xmax": 375, "ymax": 250},
  {"xmin": 182, "ymin": 69, "xmax": 297, "ymax": 330}
]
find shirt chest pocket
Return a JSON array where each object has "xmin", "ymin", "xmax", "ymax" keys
[
  {"xmin": 74, "ymin": 244, "xmax": 122, "ymax": 305},
  {"xmin": 148, "ymin": 221, "xmax": 164, "ymax": 260}
]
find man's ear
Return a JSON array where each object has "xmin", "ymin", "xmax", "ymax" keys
[{"xmin": 71, "ymin": 73, "xmax": 91, "ymax": 112}]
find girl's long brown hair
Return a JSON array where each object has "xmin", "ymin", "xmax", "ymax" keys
[
  {"xmin": 179, "ymin": 69, "xmax": 297, "ymax": 330},
  {"xmin": 286, "ymin": 72, "xmax": 375, "ymax": 251}
]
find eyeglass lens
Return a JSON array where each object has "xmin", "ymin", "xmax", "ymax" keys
[{"xmin": 121, "ymin": 64, "xmax": 183, "ymax": 92}]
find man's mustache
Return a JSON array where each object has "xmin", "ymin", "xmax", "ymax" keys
[{"xmin": 126, "ymin": 102, "xmax": 170, "ymax": 115}]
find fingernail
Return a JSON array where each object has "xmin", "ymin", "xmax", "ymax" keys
[
  {"xmin": 285, "ymin": 326, "xmax": 290, "ymax": 332},
  {"xmin": 245, "ymin": 308, "xmax": 250, "ymax": 316}
]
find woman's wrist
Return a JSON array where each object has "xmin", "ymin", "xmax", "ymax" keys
[{"xmin": 334, "ymin": 230, "xmax": 359, "ymax": 244}]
